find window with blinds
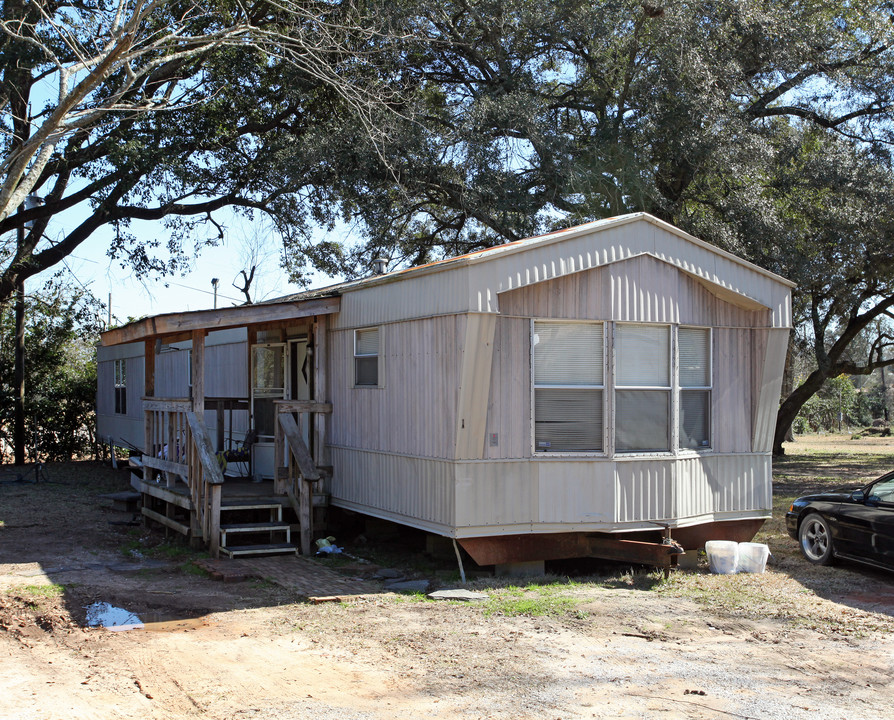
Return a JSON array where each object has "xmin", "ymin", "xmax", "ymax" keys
[
  {"xmin": 615, "ymin": 324, "xmax": 670, "ymax": 452},
  {"xmin": 679, "ymin": 327, "xmax": 711, "ymax": 449},
  {"xmin": 533, "ymin": 321, "xmax": 604, "ymax": 452},
  {"xmin": 354, "ymin": 327, "xmax": 380, "ymax": 386}
]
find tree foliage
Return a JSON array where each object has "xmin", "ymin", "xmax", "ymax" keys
[
  {"xmin": 0, "ymin": 280, "xmax": 102, "ymax": 461},
  {"xmin": 278, "ymin": 0, "xmax": 894, "ymax": 453}
]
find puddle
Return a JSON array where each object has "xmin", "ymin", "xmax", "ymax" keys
[
  {"xmin": 84, "ymin": 603, "xmax": 207, "ymax": 632},
  {"xmin": 84, "ymin": 602, "xmax": 143, "ymax": 631}
]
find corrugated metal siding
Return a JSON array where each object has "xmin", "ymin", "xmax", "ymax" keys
[
  {"xmin": 484, "ymin": 317, "xmax": 532, "ymax": 460},
  {"xmin": 451, "ymin": 455, "xmax": 771, "ymax": 532},
  {"xmin": 674, "ymin": 455, "xmax": 772, "ymax": 517},
  {"xmin": 95, "ymin": 414, "xmax": 145, "ymax": 449},
  {"xmin": 333, "ymin": 219, "xmax": 791, "ymax": 329},
  {"xmin": 712, "ymin": 328, "xmax": 754, "ymax": 453},
  {"xmin": 537, "ymin": 461, "xmax": 615, "ymax": 524},
  {"xmin": 455, "ymin": 461, "xmax": 537, "ymax": 527},
  {"xmin": 156, "ymin": 349, "xmax": 188, "ymax": 397},
  {"xmin": 125, "ymin": 356, "xmax": 144, "ymax": 420},
  {"xmin": 205, "ymin": 342, "xmax": 248, "ymax": 397},
  {"xmin": 498, "ymin": 254, "xmax": 769, "ymax": 328},
  {"xmin": 753, "ymin": 329, "xmax": 789, "ymax": 452},
  {"xmin": 615, "ymin": 460, "xmax": 674, "ymax": 523},
  {"xmin": 329, "ymin": 315, "xmax": 464, "ymax": 458},
  {"xmin": 330, "ymin": 447, "xmax": 455, "ymax": 527},
  {"xmin": 96, "ymin": 360, "xmax": 114, "ymax": 417}
]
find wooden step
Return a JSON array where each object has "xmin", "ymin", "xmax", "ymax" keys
[
  {"xmin": 219, "ymin": 543, "xmax": 298, "ymax": 558},
  {"xmin": 221, "ymin": 500, "xmax": 284, "ymax": 511},
  {"xmin": 220, "ymin": 521, "xmax": 291, "ymax": 533},
  {"xmin": 220, "ymin": 521, "xmax": 292, "ymax": 550}
]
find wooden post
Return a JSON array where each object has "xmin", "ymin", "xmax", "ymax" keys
[
  {"xmin": 191, "ymin": 330, "xmax": 205, "ymax": 415},
  {"xmin": 299, "ymin": 478, "xmax": 312, "ymax": 555},
  {"xmin": 209, "ymin": 483, "xmax": 221, "ymax": 558},
  {"xmin": 143, "ymin": 340, "xmax": 156, "ymax": 483},
  {"xmin": 313, "ymin": 316, "xmax": 329, "ymax": 468},
  {"xmin": 274, "ymin": 406, "xmax": 284, "ymax": 495}
]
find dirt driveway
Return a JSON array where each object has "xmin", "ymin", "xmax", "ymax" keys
[{"xmin": 2, "ymin": 448, "xmax": 894, "ymax": 720}]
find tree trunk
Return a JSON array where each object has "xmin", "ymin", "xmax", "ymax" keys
[
  {"xmin": 14, "ymin": 279, "xmax": 25, "ymax": 465},
  {"xmin": 773, "ymin": 368, "xmax": 830, "ymax": 455}
]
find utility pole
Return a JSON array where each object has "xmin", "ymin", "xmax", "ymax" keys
[{"xmin": 211, "ymin": 278, "xmax": 219, "ymax": 309}]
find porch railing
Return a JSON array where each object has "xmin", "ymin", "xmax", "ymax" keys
[
  {"xmin": 274, "ymin": 400, "xmax": 332, "ymax": 554},
  {"xmin": 185, "ymin": 411, "xmax": 224, "ymax": 557},
  {"xmin": 142, "ymin": 398, "xmax": 191, "ymax": 485},
  {"xmin": 142, "ymin": 397, "xmax": 224, "ymax": 557}
]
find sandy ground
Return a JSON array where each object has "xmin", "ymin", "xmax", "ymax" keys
[{"xmin": 2, "ymin": 457, "xmax": 894, "ymax": 720}]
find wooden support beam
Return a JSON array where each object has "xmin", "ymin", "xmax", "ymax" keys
[
  {"xmin": 191, "ymin": 330, "xmax": 205, "ymax": 415},
  {"xmin": 144, "ymin": 339, "xmax": 155, "ymax": 397},
  {"xmin": 101, "ymin": 296, "xmax": 340, "ymax": 346},
  {"xmin": 273, "ymin": 400, "xmax": 332, "ymax": 414},
  {"xmin": 312, "ymin": 315, "xmax": 329, "ymax": 468},
  {"xmin": 278, "ymin": 413, "xmax": 319, "ymax": 481}
]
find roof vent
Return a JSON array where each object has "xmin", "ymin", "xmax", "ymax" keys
[{"xmin": 372, "ymin": 257, "xmax": 388, "ymax": 275}]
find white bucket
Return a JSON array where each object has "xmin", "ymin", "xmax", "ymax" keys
[
  {"xmin": 737, "ymin": 542, "xmax": 770, "ymax": 574},
  {"xmin": 705, "ymin": 540, "xmax": 739, "ymax": 574}
]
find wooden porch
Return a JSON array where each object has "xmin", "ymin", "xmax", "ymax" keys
[
  {"xmin": 132, "ymin": 397, "xmax": 332, "ymax": 557},
  {"xmin": 99, "ymin": 298, "xmax": 340, "ymax": 559}
]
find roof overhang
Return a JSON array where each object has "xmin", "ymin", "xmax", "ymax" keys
[{"xmin": 100, "ymin": 295, "xmax": 340, "ymax": 347}]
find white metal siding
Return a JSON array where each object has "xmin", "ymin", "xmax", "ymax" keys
[
  {"xmin": 329, "ymin": 315, "xmax": 465, "ymax": 458},
  {"xmin": 450, "ymin": 454, "xmax": 772, "ymax": 535},
  {"xmin": 333, "ymin": 218, "xmax": 792, "ymax": 330},
  {"xmin": 753, "ymin": 329, "xmax": 789, "ymax": 452},
  {"xmin": 673, "ymin": 454, "xmax": 772, "ymax": 518},
  {"xmin": 498, "ymin": 254, "xmax": 770, "ymax": 328},
  {"xmin": 330, "ymin": 447, "xmax": 455, "ymax": 528},
  {"xmin": 484, "ymin": 317, "xmax": 532, "ymax": 460},
  {"xmin": 615, "ymin": 460, "xmax": 674, "ymax": 523},
  {"xmin": 712, "ymin": 328, "xmax": 754, "ymax": 453}
]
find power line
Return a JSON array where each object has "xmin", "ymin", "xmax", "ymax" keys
[{"xmin": 161, "ymin": 279, "xmax": 244, "ymax": 304}]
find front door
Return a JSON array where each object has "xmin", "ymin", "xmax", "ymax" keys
[
  {"xmin": 289, "ymin": 338, "xmax": 312, "ymax": 450},
  {"xmin": 250, "ymin": 343, "xmax": 286, "ymax": 479}
]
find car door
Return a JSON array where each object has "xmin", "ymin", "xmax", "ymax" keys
[
  {"xmin": 864, "ymin": 477, "xmax": 894, "ymax": 568},
  {"xmin": 834, "ymin": 476, "xmax": 894, "ymax": 566}
]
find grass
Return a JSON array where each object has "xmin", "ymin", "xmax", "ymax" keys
[
  {"xmin": 15, "ymin": 583, "xmax": 65, "ymax": 599},
  {"xmin": 480, "ymin": 579, "xmax": 589, "ymax": 618}
]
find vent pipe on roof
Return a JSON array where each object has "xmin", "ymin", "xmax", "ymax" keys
[{"xmin": 372, "ymin": 257, "xmax": 388, "ymax": 275}]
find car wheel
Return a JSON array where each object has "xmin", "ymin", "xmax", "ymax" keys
[{"xmin": 799, "ymin": 513, "xmax": 835, "ymax": 565}]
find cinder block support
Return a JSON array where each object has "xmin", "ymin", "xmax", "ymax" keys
[
  {"xmin": 495, "ymin": 560, "xmax": 546, "ymax": 578},
  {"xmin": 674, "ymin": 551, "xmax": 700, "ymax": 570}
]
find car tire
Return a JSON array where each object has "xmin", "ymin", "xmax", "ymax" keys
[{"xmin": 799, "ymin": 513, "xmax": 835, "ymax": 565}]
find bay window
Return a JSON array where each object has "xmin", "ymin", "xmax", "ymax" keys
[{"xmin": 531, "ymin": 320, "xmax": 712, "ymax": 455}]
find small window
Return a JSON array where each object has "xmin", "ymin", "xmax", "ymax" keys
[
  {"xmin": 533, "ymin": 321, "xmax": 604, "ymax": 452},
  {"xmin": 679, "ymin": 327, "xmax": 711, "ymax": 449},
  {"xmin": 114, "ymin": 359, "xmax": 127, "ymax": 415},
  {"xmin": 354, "ymin": 328, "xmax": 379, "ymax": 386}
]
